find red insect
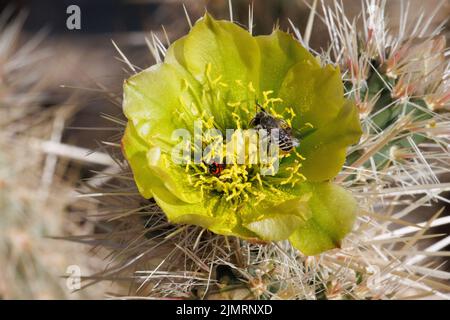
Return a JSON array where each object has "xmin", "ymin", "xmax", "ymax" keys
[{"xmin": 208, "ymin": 162, "xmax": 226, "ymax": 176}]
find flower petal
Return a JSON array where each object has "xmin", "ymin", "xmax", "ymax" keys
[
  {"xmin": 289, "ymin": 182, "xmax": 357, "ymax": 255},
  {"xmin": 181, "ymin": 14, "xmax": 260, "ymax": 104},
  {"xmin": 123, "ymin": 63, "xmax": 201, "ymax": 150},
  {"xmin": 122, "ymin": 122, "xmax": 157, "ymax": 199},
  {"xmin": 255, "ymin": 30, "xmax": 319, "ymax": 95},
  {"xmin": 298, "ymin": 99, "xmax": 362, "ymax": 181},
  {"xmin": 145, "ymin": 147, "xmax": 203, "ymax": 204},
  {"xmin": 278, "ymin": 61, "xmax": 345, "ymax": 130},
  {"xmin": 245, "ymin": 215, "xmax": 304, "ymax": 241},
  {"xmin": 122, "ymin": 122, "xmax": 202, "ymax": 203},
  {"xmin": 153, "ymin": 193, "xmax": 257, "ymax": 238},
  {"xmin": 244, "ymin": 195, "xmax": 312, "ymax": 241}
]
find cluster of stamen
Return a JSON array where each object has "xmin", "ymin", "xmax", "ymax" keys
[{"xmin": 176, "ymin": 64, "xmax": 307, "ymax": 208}]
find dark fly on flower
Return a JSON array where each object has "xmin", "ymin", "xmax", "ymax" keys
[{"xmin": 249, "ymin": 102, "xmax": 299, "ymax": 152}]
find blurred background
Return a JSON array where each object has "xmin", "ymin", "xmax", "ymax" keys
[{"xmin": 0, "ymin": 0, "xmax": 448, "ymax": 299}]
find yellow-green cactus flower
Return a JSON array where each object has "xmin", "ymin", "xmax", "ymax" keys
[{"xmin": 121, "ymin": 14, "xmax": 362, "ymax": 255}]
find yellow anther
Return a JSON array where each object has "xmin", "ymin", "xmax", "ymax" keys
[
  {"xmin": 252, "ymin": 173, "xmax": 263, "ymax": 187},
  {"xmin": 182, "ymin": 79, "xmax": 189, "ymax": 90},
  {"xmin": 227, "ymin": 102, "xmax": 241, "ymax": 108},
  {"xmin": 294, "ymin": 150, "xmax": 306, "ymax": 161},
  {"xmin": 288, "ymin": 107, "xmax": 296, "ymax": 118},
  {"xmin": 231, "ymin": 112, "xmax": 242, "ymax": 129},
  {"xmin": 248, "ymin": 82, "xmax": 256, "ymax": 93},
  {"xmin": 263, "ymin": 90, "xmax": 274, "ymax": 100},
  {"xmin": 206, "ymin": 63, "xmax": 212, "ymax": 80},
  {"xmin": 212, "ymin": 75, "xmax": 223, "ymax": 85}
]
